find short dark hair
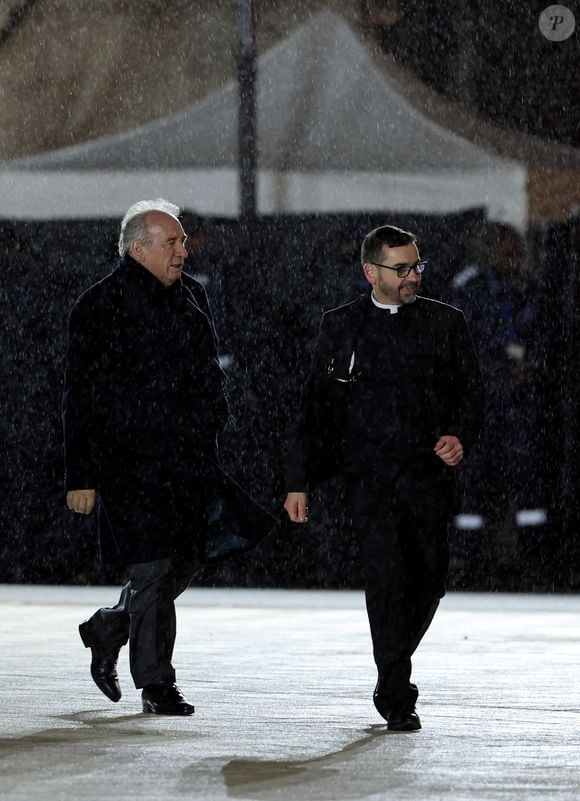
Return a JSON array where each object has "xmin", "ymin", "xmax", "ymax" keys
[
  {"xmin": 179, "ymin": 210, "xmax": 205, "ymax": 237},
  {"xmin": 360, "ymin": 225, "xmax": 417, "ymax": 266}
]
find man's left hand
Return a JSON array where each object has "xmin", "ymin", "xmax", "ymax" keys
[
  {"xmin": 434, "ymin": 435, "xmax": 464, "ymax": 467},
  {"xmin": 67, "ymin": 488, "xmax": 96, "ymax": 514}
]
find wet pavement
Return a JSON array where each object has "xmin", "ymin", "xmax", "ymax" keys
[{"xmin": 0, "ymin": 586, "xmax": 579, "ymax": 800}]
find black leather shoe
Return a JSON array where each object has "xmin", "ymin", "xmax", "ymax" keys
[
  {"xmin": 79, "ymin": 620, "xmax": 122, "ymax": 703},
  {"xmin": 387, "ymin": 708, "xmax": 422, "ymax": 731},
  {"xmin": 141, "ymin": 683, "xmax": 195, "ymax": 716},
  {"xmin": 373, "ymin": 687, "xmax": 421, "ymax": 731},
  {"xmin": 373, "ymin": 687, "xmax": 390, "ymax": 722},
  {"xmin": 373, "ymin": 673, "xmax": 420, "ymax": 730}
]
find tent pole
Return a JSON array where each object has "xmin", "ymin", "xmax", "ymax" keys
[{"xmin": 235, "ymin": 0, "xmax": 257, "ymax": 219}]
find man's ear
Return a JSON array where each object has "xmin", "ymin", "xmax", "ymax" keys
[
  {"xmin": 130, "ymin": 240, "xmax": 144, "ymax": 263},
  {"xmin": 362, "ymin": 263, "xmax": 376, "ymax": 286}
]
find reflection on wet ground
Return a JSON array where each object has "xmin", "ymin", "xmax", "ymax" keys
[{"xmin": 222, "ymin": 725, "xmax": 391, "ymax": 799}]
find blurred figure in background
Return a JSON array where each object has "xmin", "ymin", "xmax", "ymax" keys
[
  {"xmin": 179, "ymin": 210, "xmax": 206, "ymax": 257},
  {"xmin": 451, "ymin": 223, "xmax": 546, "ymax": 571}
]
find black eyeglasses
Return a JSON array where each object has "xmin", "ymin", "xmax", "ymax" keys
[{"xmin": 369, "ymin": 260, "xmax": 428, "ymax": 278}]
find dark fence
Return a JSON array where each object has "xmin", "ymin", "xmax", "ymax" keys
[{"xmin": 0, "ymin": 210, "xmax": 577, "ymax": 590}]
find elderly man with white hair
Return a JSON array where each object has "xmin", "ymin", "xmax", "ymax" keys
[{"xmin": 63, "ymin": 199, "xmax": 271, "ymax": 715}]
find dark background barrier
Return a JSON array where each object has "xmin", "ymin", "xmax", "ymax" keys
[{"xmin": 1, "ymin": 210, "xmax": 578, "ymax": 590}]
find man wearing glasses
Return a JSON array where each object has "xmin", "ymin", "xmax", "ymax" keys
[{"xmin": 284, "ymin": 224, "xmax": 484, "ymax": 731}]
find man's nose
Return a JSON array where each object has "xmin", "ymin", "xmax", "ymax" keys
[{"xmin": 177, "ymin": 241, "xmax": 188, "ymax": 258}]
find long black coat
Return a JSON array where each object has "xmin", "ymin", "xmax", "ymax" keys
[
  {"xmin": 287, "ymin": 293, "xmax": 485, "ymax": 492},
  {"xmin": 63, "ymin": 256, "xmax": 273, "ymax": 564}
]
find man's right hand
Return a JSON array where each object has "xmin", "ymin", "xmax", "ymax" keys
[
  {"xmin": 284, "ymin": 492, "xmax": 309, "ymax": 523},
  {"xmin": 67, "ymin": 489, "xmax": 96, "ymax": 515}
]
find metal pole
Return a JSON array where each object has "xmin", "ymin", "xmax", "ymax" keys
[
  {"xmin": 235, "ymin": 0, "xmax": 257, "ymax": 219},
  {"xmin": 451, "ymin": 0, "xmax": 475, "ymax": 107},
  {"xmin": 560, "ymin": 219, "xmax": 580, "ymax": 550}
]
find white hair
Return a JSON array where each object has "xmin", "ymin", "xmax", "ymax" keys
[{"xmin": 118, "ymin": 198, "xmax": 181, "ymax": 257}]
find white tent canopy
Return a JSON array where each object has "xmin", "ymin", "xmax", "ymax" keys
[{"xmin": 0, "ymin": 10, "xmax": 526, "ymax": 226}]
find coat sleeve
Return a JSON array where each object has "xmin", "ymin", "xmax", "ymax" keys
[
  {"xmin": 184, "ymin": 277, "xmax": 231, "ymax": 432},
  {"xmin": 61, "ymin": 296, "xmax": 101, "ymax": 492},
  {"xmin": 445, "ymin": 310, "xmax": 486, "ymax": 457},
  {"xmin": 186, "ymin": 278, "xmax": 220, "ymax": 350},
  {"xmin": 285, "ymin": 312, "xmax": 334, "ymax": 493}
]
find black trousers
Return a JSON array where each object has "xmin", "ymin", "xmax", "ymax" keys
[
  {"xmin": 346, "ymin": 468, "xmax": 451, "ymax": 712},
  {"xmin": 86, "ymin": 557, "xmax": 198, "ymax": 689}
]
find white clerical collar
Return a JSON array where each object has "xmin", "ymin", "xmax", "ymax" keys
[{"xmin": 371, "ymin": 292, "xmax": 401, "ymax": 314}]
